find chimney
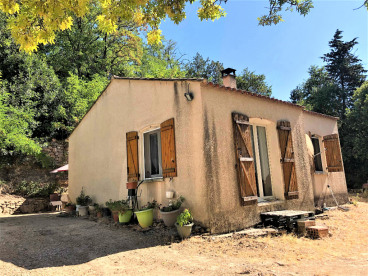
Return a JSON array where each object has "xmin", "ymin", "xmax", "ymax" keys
[{"xmin": 221, "ymin": 68, "xmax": 237, "ymax": 89}]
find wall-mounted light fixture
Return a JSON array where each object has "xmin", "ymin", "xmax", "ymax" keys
[{"xmin": 184, "ymin": 92, "xmax": 194, "ymax": 101}]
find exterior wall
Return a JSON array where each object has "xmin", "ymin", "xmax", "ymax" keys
[
  {"xmin": 200, "ymin": 84, "xmax": 315, "ymax": 233},
  {"xmin": 69, "ymin": 79, "xmax": 210, "ymax": 225},
  {"xmin": 303, "ymin": 112, "xmax": 348, "ymax": 207}
]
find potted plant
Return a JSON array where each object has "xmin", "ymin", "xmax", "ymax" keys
[
  {"xmin": 159, "ymin": 196, "xmax": 185, "ymax": 227},
  {"xmin": 134, "ymin": 200, "xmax": 158, "ymax": 228},
  {"xmin": 175, "ymin": 209, "xmax": 194, "ymax": 239},
  {"xmin": 65, "ymin": 203, "xmax": 76, "ymax": 213},
  {"xmin": 76, "ymin": 188, "xmax": 92, "ymax": 216},
  {"xmin": 118, "ymin": 199, "xmax": 133, "ymax": 223},
  {"xmin": 106, "ymin": 200, "xmax": 122, "ymax": 222},
  {"xmin": 93, "ymin": 203, "xmax": 103, "ymax": 218}
]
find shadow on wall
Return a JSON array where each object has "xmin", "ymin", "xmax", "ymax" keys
[{"xmin": 0, "ymin": 213, "xmax": 170, "ymax": 270}]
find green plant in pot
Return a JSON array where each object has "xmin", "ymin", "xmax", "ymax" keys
[
  {"xmin": 65, "ymin": 203, "xmax": 76, "ymax": 213},
  {"xmin": 159, "ymin": 196, "xmax": 185, "ymax": 227},
  {"xmin": 175, "ymin": 209, "xmax": 194, "ymax": 239},
  {"xmin": 134, "ymin": 200, "xmax": 158, "ymax": 228},
  {"xmin": 94, "ymin": 203, "xmax": 103, "ymax": 218},
  {"xmin": 76, "ymin": 188, "xmax": 92, "ymax": 216},
  {"xmin": 118, "ymin": 199, "xmax": 133, "ymax": 224},
  {"xmin": 105, "ymin": 199, "xmax": 122, "ymax": 222}
]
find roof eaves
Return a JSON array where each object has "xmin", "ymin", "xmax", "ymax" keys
[
  {"xmin": 303, "ymin": 109, "xmax": 339, "ymax": 120},
  {"xmin": 68, "ymin": 78, "xmax": 113, "ymax": 139},
  {"xmin": 202, "ymin": 81, "xmax": 304, "ymax": 109},
  {"xmin": 112, "ymin": 76, "xmax": 204, "ymax": 82}
]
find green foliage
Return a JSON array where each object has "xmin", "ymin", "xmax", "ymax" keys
[
  {"xmin": 176, "ymin": 208, "xmax": 193, "ymax": 227},
  {"xmin": 290, "ymin": 30, "xmax": 367, "ymax": 188},
  {"xmin": 160, "ymin": 196, "xmax": 185, "ymax": 212},
  {"xmin": 185, "ymin": 53, "xmax": 224, "ymax": 84},
  {"xmin": 13, "ymin": 180, "xmax": 60, "ymax": 198},
  {"xmin": 138, "ymin": 200, "xmax": 158, "ymax": 211},
  {"xmin": 258, "ymin": 0, "xmax": 314, "ymax": 26},
  {"xmin": 76, "ymin": 188, "xmax": 92, "ymax": 206},
  {"xmin": 236, "ymin": 68, "xmax": 272, "ymax": 96},
  {"xmin": 343, "ymin": 82, "xmax": 368, "ymax": 188},
  {"xmin": 105, "ymin": 199, "xmax": 130, "ymax": 212}
]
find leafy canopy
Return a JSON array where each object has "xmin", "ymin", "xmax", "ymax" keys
[{"xmin": 0, "ymin": 0, "xmax": 318, "ymax": 52}]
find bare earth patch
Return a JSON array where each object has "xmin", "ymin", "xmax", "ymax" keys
[{"xmin": 0, "ymin": 202, "xmax": 367, "ymax": 276}]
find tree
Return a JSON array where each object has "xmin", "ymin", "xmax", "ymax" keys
[
  {"xmin": 236, "ymin": 68, "xmax": 272, "ymax": 96},
  {"xmin": 0, "ymin": 0, "xmax": 316, "ymax": 52},
  {"xmin": 322, "ymin": 29, "xmax": 367, "ymax": 120},
  {"xmin": 343, "ymin": 82, "xmax": 368, "ymax": 187},
  {"xmin": 290, "ymin": 66, "xmax": 340, "ymax": 116},
  {"xmin": 185, "ymin": 53, "xmax": 224, "ymax": 83},
  {"xmin": 39, "ymin": 7, "xmax": 143, "ymax": 79},
  {"xmin": 0, "ymin": 75, "xmax": 41, "ymax": 155},
  {"xmin": 136, "ymin": 40, "xmax": 186, "ymax": 79}
]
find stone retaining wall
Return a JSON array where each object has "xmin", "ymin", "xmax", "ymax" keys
[{"xmin": 0, "ymin": 196, "xmax": 49, "ymax": 214}]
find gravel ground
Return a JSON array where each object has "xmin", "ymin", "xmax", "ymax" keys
[{"xmin": 0, "ymin": 202, "xmax": 367, "ymax": 276}]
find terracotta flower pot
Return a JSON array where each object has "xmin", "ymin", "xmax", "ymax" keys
[
  {"xmin": 126, "ymin": 182, "xmax": 138, "ymax": 189},
  {"xmin": 160, "ymin": 209, "xmax": 180, "ymax": 227},
  {"xmin": 111, "ymin": 210, "xmax": 119, "ymax": 222},
  {"xmin": 96, "ymin": 211, "xmax": 103, "ymax": 218},
  {"xmin": 65, "ymin": 205, "xmax": 75, "ymax": 213}
]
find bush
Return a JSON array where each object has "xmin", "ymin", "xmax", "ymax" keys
[
  {"xmin": 176, "ymin": 209, "xmax": 193, "ymax": 227},
  {"xmin": 13, "ymin": 180, "xmax": 59, "ymax": 198},
  {"xmin": 160, "ymin": 196, "xmax": 185, "ymax": 212}
]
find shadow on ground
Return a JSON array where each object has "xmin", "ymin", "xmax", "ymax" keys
[{"xmin": 0, "ymin": 213, "xmax": 174, "ymax": 270}]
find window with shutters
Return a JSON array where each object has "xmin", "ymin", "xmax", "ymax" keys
[
  {"xmin": 143, "ymin": 129, "xmax": 163, "ymax": 179},
  {"xmin": 311, "ymin": 136, "xmax": 323, "ymax": 172},
  {"xmin": 135, "ymin": 118, "xmax": 177, "ymax": 181}
]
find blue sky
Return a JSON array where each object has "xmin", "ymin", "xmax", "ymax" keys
[{"xmin": 160, "ymin": 0, "xmax": 368, "ymax": 101}]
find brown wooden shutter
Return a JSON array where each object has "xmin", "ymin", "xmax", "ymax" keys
[
  {"xmin": 277, "ymin": 121, "xmax": 298, "ymax": 199},
  {"xmin": 126, "ymin": 131, "xmax": 139, "ymax": 182},
  {"xmin": 161, "ymin": 118, "xmax": 177, "ymax": 178},
  {"xmin": 323, "ymin": 134, "xmax": 343, "ymax": 172},
  {"xmin": 232, "ymin": 112, "xmax": 258, "ymax": 206}
]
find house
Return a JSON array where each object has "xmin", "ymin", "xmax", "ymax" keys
[{"xmin": 68, "ymin": 68, "xmax": 348, "ymax": 233}]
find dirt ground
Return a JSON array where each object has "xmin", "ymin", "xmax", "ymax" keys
[{"xmin": 1, "ymin": 202, "xmax": 367, "ymax": 276}]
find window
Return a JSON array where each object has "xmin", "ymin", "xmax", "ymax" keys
[
  {"xmin": 250, "ymin": 125, "xmax": 272, "ymax": 197},
  {"xmin": 144, "ymin": 129, "xmax": 162, "ymax": 179},
  {"xmin": 311, "ymin": 136, "xmax": 323, "ymax": 172}
]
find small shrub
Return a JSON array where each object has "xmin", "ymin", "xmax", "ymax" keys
[
  {"xmin": 176, "ymin": 209, "xmax": 193, "ymax": 227},
  {"xmin": 105, "ymin": 199, "xmax": 130, "ymax": 212},
  {"xmin": 138, "ymin": 200, "xmax": 158, "ymax": 211},
  {"xmin": 13, "ymin": 180, "xmax": 60, "ymax": 198},
  {"xmin": 160, "ymin": 196, "xmax": 185, "ymax": 212},
  {"xmin": 76, "ymin": 188, "xmax": 92, "ymax": 206}
]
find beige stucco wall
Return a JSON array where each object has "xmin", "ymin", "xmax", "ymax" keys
[
  {"xmin": 200, "ymin": 84, "xmax": 315, "ymax": 233},
  {"xmin": 69, "ymin": 79, "xmax": 210, "ymax": 224},
  {"xmin": 303, "ymin": 112, "xmax": 348, "ymax": 207}
]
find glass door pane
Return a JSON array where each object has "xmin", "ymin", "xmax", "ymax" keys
[{"xmin": 257, "ymin": 126, "xmax": 272, "ymax": 196}]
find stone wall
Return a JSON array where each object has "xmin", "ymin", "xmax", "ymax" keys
[
  {"xmin": 0, "ymin": 195, "xmax": 50, "ymax": 214},
  {"xmin": 0, "ymin": 140, "xmax": 68, "ymax": 194}
]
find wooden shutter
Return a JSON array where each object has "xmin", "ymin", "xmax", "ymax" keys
[
  {"xmin": 232, "ymin": 112, "xmax": 258, "ymax": 206},
  {"xmin": 277, "ymin": 121, "xmax": 298, "ymax": 199},
  {"xmin": 323, "ymin": 134, "xmax": 343, "ymax": 172},
  {"xmin": 161, "ymin": 118, "xmax": 177, "ymax": 178},
  {"xmin": 126, "ymin": 131, "xmax": 139, "ymax": 182}
]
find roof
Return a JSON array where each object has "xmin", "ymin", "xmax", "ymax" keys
[
  {"xmin": 202, "ymin": 81, "xmax": 304, "ymax": 109},
  {"xmin": 69, "ymin": 77, "xmax": 338, "ymax": 138},
  {"xmin": 112, "ymin": 76, "xmax": 204, "ymax": 82}
]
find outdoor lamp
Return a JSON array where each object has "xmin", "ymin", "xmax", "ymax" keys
[{"xmin": 184, "ymin": 92, "xmax": 194, "ymax": 101}]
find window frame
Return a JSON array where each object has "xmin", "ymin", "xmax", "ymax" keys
[
  {"xmin": 250, "ymin": 123, "xmax": 273, "ymax": 199},
  {"xmin": 311, "ymin": 135, "xmax": 324, "ymax": 173},
  {"xmin": 142, "ymin": 127, "xmax": 163, "ymax": 180}
]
